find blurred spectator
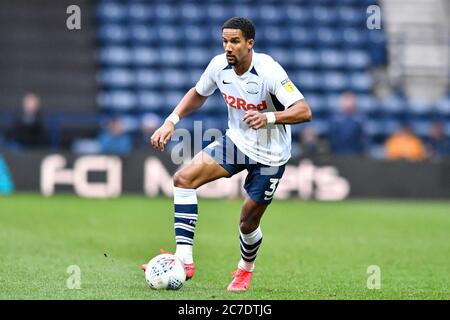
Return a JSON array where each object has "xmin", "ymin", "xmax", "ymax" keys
[
  {"xmin": 97, "ymin": 117, "xmax": 133, "ymax": 155},
  {"xmin": 385, "ymin": 124, "xmax": 426, "ymax": 161},
  {"xmin": 136, "ymin": 113, "xmax": 162, "ymax": 149},
  {"xmin": 328, "ymin": 91, "xmax": 365, "ymax": 155},
  {"xmin": 427, "ymin": 121, "xmax": 450, "ymax": 159},
  {"xmin": 8, "ymin": 93, "xmax": 46, "ymax": 149},
  {"xmin": 298, "ymin": 126, "xmax": 320, "ymax": 158}
]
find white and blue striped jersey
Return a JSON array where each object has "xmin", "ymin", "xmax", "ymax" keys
[{"xmin": 195, "ymin": 51, "xmax": 304, "ymax": 166}]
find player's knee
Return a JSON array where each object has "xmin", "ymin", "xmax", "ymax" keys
[
  {"xmin": 239, "ymin": 219, "xmax": 257, "ymax": 234},
  {"xmin": 173, "ymin": 171, "xmax": 195, "ymax": 189}
]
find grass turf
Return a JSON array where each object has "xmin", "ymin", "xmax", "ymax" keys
[{"xmin": 0, "ymin": 194, "xmax": 449, "ymax": 300}]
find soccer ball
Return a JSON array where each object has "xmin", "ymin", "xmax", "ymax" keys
[{"xmin": 144, "ymin": 253, "xmax": 186, "ymax": 290}]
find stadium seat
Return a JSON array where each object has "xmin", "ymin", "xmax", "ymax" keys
[
  {"xmin": 323, "ymin": 72, "xmax": 348, "ymax": 92},
  {"xmin": 293, "ymin": 49, "xmax": 320, "ymax": 69},
  {"xmin": 98, "ymin": 68, "xmax": 135, "ymax": 88},
  {"xmin": 137, "ymin": 90, "xmax": 165, "ymax": 111},
  {"xmin": 349, "ymin": 72, "xmax": 373, "ymax": 92},
  {"xmin": 99, "ymin": 46, "xmax": 132, "ymax": 66},
  {"xmin": 127, "ymin": 3, "xmax": 153, "ymax": 22},
  {"xmin": 129, "ymin": 25, "xmax": 157, "ymax": 44},
  {"xmin": 159, "ymin": 47, "xmax": 185, "ymax": 67},
  {"xmin": 319, "ymin": 49, "xmax": 346, "ymax": 69},
  {"xmin": 312, "ymin": 6, "xmax": 338, "ymax": 26},
  {"xmin": 97, "ymin": 24, "xmax": 129, "ymax": 44},
  {"xmin": 161, "ymin": 69, "xmax": 191, "ymax": 89},
  {"xmin": 97, "ymin": 2, "xmax": 127, "ymax": 23},
  {"xmin": 135, "ymin": 70, "xmax": 161, "ymax": 89},
  {"xmin": 132, "ymin": 47, "xmax": 159, "ymax": 67},
  {"xmin": 154, "ymin": 4, "xmax": 180, "ymax": 23},
  {"xmin": 97, "ymin": 90, "xmax": 137, "ymax": 111},
  {"xmin": 345, "ymin": 50, "xmax": 371, "ymax": 70}
]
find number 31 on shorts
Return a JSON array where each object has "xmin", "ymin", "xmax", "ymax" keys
[{"xmin": 264, "ymin": 178, "xmax": 280, "ymax": 201}]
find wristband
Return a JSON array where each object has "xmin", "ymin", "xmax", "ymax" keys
[
  {"xmin": 166, "ymin": 113, "xmax": 180, "ymax": 125},
  {"xmin": 265, "ymin": 112, "xmax": 276, "ymax": 124}
]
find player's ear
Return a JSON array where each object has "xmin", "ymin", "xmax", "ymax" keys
[{"xmin": 247, "ymin": 39, "xmax": 254, "ymax": 50}]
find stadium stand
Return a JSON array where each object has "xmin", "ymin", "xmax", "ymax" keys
[{"xmin": 1, "ymin": 0, "xmax": 449, "ymax": 157}]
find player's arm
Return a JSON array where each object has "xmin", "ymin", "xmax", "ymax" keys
[
  {"xmin": 243, "ymin": 99, "xmax": 312, "ymax": 129},
  {"xmin": 151, "ymin": 87, "xmax": 207, "ymax": 151}
]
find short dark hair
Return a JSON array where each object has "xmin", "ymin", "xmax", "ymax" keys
[{"xmin": 222, "ymin": 17, "xmax": 256, "ymax": 40}]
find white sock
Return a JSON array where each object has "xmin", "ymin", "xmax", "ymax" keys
[
  {"xmin": 238, "ymin": 226, "xmax": 263, "ymax": 272},
  {"xmin": 173, "ymin": 187, "xmax": 197, "ymax": 264}
]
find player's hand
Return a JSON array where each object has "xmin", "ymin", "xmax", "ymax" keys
[
  {"xmin": 243, "ymin": 110, "xmax": 268, "ymax": 129},
  {"xmin": 150, "ymin": 121, "xmax": 175, "ymax": 151}
]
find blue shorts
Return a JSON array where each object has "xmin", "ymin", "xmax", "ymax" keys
[{"xmin": 202, "ymin": 135, "xmax": 285, "ymax": 205}]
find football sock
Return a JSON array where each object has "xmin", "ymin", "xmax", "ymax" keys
[
  {"xmin": 173, "ymin": 187, "xmax": 197, "ymax": 264},
  {"xmin": 238, "ymin": 225, "xmax": 263, "ymax": 272}
]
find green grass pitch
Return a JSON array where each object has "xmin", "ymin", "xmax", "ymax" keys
[{"xmin": 0, "ymin": 194, "xmax": 449, "ymax": 300}]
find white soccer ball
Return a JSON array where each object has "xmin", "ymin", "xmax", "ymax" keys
[{"xmin": 144, "ymin": 253, "xmax": 186, "ymax": 290}]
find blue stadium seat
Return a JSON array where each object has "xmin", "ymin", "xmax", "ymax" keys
[
  {"xmin": 338, "ymin": 6, "xmax": 365, "ymax": 27},
  {"xmin": 97, "ymin": 90, "xmax": 137, "ymax": 111},
  {"xmin": 135, "ymin": 70, "xmax": 160, "ymax": 89},
  {"xmin": 379, "ymin": 96, "xmax": 407, "ymax": 116},
  {"xmin": 98, "ymin": 68, "xmax": 135, "ymax": 88},
  {"xmin": 341, "ymin": 28, "xmax": 367, "ymax": 48},
  {"xmin": 185, "ymin": 48, "xmax": 210, "ymax": 68},
  {"xmin": 349, "ymin": 72, "xmax": 373, "ymax": 92},
  {"xmin": 356, "ymin": 94, "xmax": 378, "ymax": 114},
  {"xmin": 154, "ymin": 4, "xmax": 180, "ymax": 23},
  {"xmin": 345, "ymin": 50, "xmax": 371, "ymax": 70},
  {"xmin": 289, "ymin": 27, "xmax": 315, "ymax": 47},
  {"xmin": 99, "ymin": 46, "xmax": 132, "ymax": 66},
  {"xmin": 324, "ymin": 93, "xmax": 344, "ymax": 113},
  {"xmin": 161, "ymin": 69, "xmax": 191, "ymax": 89},
  {"xmin": 312, "ymin": 6, "xmax": 338, "ymax": 26},
  {"xmin": 202, "ymin": 92, "xmax": 226, "ymax": 113},
  {"xmin": 159, "ymin": 47, "xmax": 185, "ymax": 67},
  {"xmin": 97, "ymin": 24, "xmax": 129, "ymax": 43},
  {"xmin": 97, "ymin": 2, "xmax": 127, "ymax": 23},
  {"xmin": 183, "ymin": 25, "xmax": 209, "ymax": 46},
  {"xmin": 293, "ymin": 49, "xmax": 320, "ymax": 69},
  {"xmin": 408, "ymin": 99, "xmax": 434, "ymax": 117},
  {"xmin": 294, "ymin": 71, "xmax": 322, "ymax": 92},
  {"xmin": 129, "ymin": 25, "xmax": 157, "ymax": 44},
  {"xmin": 127, "ymin": 3, "xmax": 153, "ymax": 22},
  {"xmin": 164, "ymin": 91, "xmax": 186, "ymax": 111},
  {"xmin": 267, "ymin": 48, "xmax": 294, "ymax": 68},
  {"xmin": 304, "ymin": 94, "xmax": 327, "ymax": 114},
  {"xmin": 323, "ymin": 72, "xmax": 348, "ymax": 92},
  {"xmin": 206, "ymin": 4, "xmax": 229, "ymax": 23},
  {"xmin": 315, "ymin": 27, "xmax": 342, "ymax": 48},
  {"xmin": 187, "ymin": 68, "xmax": 204, "ymax": 87},
  {"xmin": 410, "ymin": 119, "xmax": 432, "ymax": 138},
  {"xmin": 132, "ymin": 47, "xmax": 159, "ymax": 67},
  {"xmin": 179, "ymin": 3, "xmax": 203, "ymax": 22},
  {"xmin": 435, "ymin": 97, "xmax": 450, "ymax": 117},
  {"xmin": 258, "ymin": 5, "xmax": 284, "ymax": 24},
  {"xmin": 261, "ymin": 26, "xmax": 288, "ymax": 46},
  {"xmin": 285, "ymin": 5, "xmax": 312, "ymax": 26},
  {"xmin": 319, "ymin": 49, "xmax": 345, "ymax": 69},
  {"xmin": 137, "ymin": 90, "xmax": 164, "ymax": 111},
  {"xmin": 156, "ymin": 25, "xmax": 182, "ymax": 44}
]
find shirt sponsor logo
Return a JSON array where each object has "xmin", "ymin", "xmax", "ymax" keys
[
  {"xmin": 221, "ymin": 92, "xmax": 267, "ymax": 111},
  {"xmin": 281, "ymin": 78, "xmax": 296, "ymax": 93}
]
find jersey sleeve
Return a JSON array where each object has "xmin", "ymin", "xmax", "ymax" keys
[
  {"xmin": 195, "ymin": 57, "xmax": 218, "ymax": 97},
  {"xmin": 269, "ymin": 61, "xmax": 304, "ymax": 108}
]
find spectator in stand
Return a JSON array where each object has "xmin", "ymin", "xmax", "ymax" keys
[
  {"xmin": 9, "ymin": 93, "xmax": 46, "ymax": 149},
  {"xmin": 137, "ymin": 113, "xmax": 163, "ymax": 149},
  {"xmin": 427, "ymin": 121, "xmax": 450, "ymax": 159},
  {"xmin": 385, "ymin": 123, "xmax": 426, "ymax": 161},
  {"xmin": 298, "ymin": 126, "xmax": 320, "ymax": 158},
  {"xmin": 328, "ymin": 91, "xmax": 365, "ymax": 156},
  {"xmin": 97, "ymin": 116, "xmax": 133, "ymax": 155}
]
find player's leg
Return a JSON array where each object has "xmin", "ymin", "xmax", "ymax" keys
[
  {"xmin": 172, "ymin": 150, "xmax": 231, "ymax": 274},
  {"xmin": 228, "ymin": 164, "xmax": 285, "ymax": 291}
]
